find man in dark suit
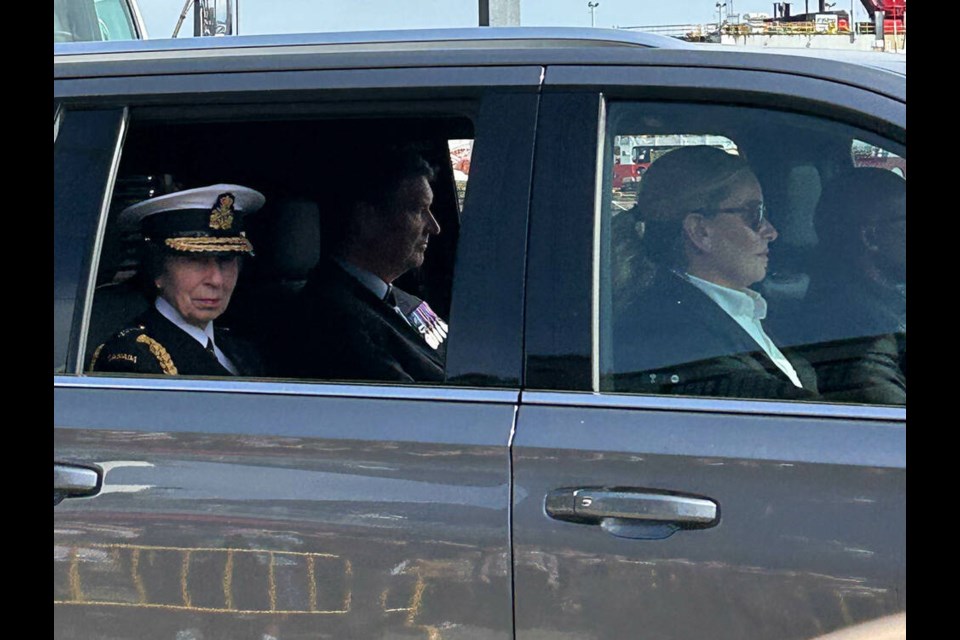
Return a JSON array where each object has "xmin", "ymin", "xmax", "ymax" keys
[
  {"xmin": 796, "ymin": 167, "xmax": 906, "ymax": 405},
  {"xmin": 284, "ymin": 150, "xmax": 446, "ymax": 383},
  {"xmin": 90, "ymin": 184, "xmax": 265, "ymax": 377},
  {"xmin": 610, "ymin": 146, "xmax": 818, "ymax": 400}
]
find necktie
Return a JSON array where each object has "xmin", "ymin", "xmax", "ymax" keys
[
  {"xmin": 384, "ymin": 285, "xmax": 413, "ymax": 327},
  {"xmin": 207, "ymin": 336, "xmax": 239, "ymax": 375}
]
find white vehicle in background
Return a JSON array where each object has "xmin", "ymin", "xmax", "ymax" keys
[
  {"xmin": 54, "ymin": 0, "xmax": 241, "ymax": 42},
  {"xmin": 54, "ymin": 0, "xmax": 147, "ymax": 42}
]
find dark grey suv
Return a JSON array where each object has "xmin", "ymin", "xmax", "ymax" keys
[{"xmin": 55, "ymin": 28, "xmax": 905, "ymax": 640}]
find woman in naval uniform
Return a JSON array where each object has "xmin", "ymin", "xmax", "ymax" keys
[{"xmin": 89, "ymin": 184, "xmax": 265, "ymax": 377}]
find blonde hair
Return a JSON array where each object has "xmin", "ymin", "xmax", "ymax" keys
[{"xmin": 636, "ymin": 145, "xmax": 756, "ymax": 265}]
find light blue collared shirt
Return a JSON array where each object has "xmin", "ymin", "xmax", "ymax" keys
[
  {"xmin": 155, "ymin": 297, "xmax": 238, "ymax": 374},
  {"xmin": 335, "ymin": 258, "xmax": 389, "ymax": 300},
  {"xmin": 335, "ymin": 258, "xmax": 412, "ymax": 326}
]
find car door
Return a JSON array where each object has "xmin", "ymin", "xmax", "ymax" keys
[
  {"xmin": 54, "ymin": 54, "xmax": 540, "ymax": 640},
  {"xmin": 513, "ymin": 58, "xmax": 906, "ymax": 640}
]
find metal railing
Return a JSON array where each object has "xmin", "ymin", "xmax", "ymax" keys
[{"xmin": 619, "ymin": 20, "xmax": 907, "ymax": 39}]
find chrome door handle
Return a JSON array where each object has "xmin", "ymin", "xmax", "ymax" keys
[
  {"xmin": 54, "ymin": 462, "xmax": 102, "ymax": 506},
  {"xmin": 546, "ymin": 488, "xmax": 718, "ymax": 526}
]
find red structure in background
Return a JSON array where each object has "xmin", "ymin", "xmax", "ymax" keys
[
  {"xmin": 860, "ymin": 0, "xmax": 906, "ymax": 34},
  {"xmin": 449, "ymin": 140, "xmax": 473, "ymax": 175},
  {"xmin": 770, "ymin": 1, "xmax": 905, "ymax": 33}
]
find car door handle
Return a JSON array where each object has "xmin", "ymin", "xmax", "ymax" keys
[
  {"xmin": 545, "ymin": 488, "xmax": 718, "ymax": 526},
  {"xmin": 54, "ymin": 462, "xmax": 103, "ymax": 506}
]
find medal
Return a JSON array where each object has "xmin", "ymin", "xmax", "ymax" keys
[{"xmin": 407, "ymin": 302, "xmax": 448, "ymax": 350}]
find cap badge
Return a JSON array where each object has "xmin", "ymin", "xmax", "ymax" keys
[{"xmin": 208, "ymin": 193, "xmax": 235, "ymax": 230}]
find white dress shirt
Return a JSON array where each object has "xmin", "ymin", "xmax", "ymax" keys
[
  {"xmin": 155, "ymin": 297, "xmax": 239, "ymax": 374},
  {"xmin": 682, "ymin": 272, "xmax": 804, "ymax": 389}
]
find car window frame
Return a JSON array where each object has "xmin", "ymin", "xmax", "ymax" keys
[{"xmin": 54, "ymin": 106, "xmax": 128, "ymax": 374}]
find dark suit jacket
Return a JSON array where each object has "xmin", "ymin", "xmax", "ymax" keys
[
  {"xmin": 610, "ymin": 272, "xmax": 818, "ymax": 400},
  {"xmin": 282, "ymin": 260, "xmax": 445, "ymax": 383},
  {"xmin": 89, "ymin": 307, "xmax": 263, "ymax": 376},
  {"xmin": 791, "ymin": 273, "xmax": 906, "ymax": 405}
]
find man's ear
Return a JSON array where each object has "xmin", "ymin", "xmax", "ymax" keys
[{"xmin": 682, "ymin": 213, "xmax": 712, "ymax": 253}]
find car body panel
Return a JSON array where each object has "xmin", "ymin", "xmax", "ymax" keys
[
  {"xmin": 55, "ymin": 381, "xmax": 518, "ymax": 639},
  {"xmin": 512, "ymin": 397, "xmax": 905, "ymax": 640},
  {"xmin": 544, "ymin": 66, "xmax": 904, "ymax": 131}
]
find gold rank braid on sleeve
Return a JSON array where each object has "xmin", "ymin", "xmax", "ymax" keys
[
  {"xmin": 135, "ymin": 334, "xmax": 179, "ymax": 375},
  {"xmin": 88, "ymin": 343, "xmax": 106, "ymax": 371}
]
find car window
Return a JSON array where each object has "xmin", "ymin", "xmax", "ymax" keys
[
  {"xmin": 852, "ymin": 139, "xmax": 906, "ymax": 178},
  {"xmin": 92, "ymin": 0, "xmax": 138, "ymax": 41},
  {"xmin": 599, "ymin": 101, "xmax": 906, "ymax": 406},
  {"xmin": 448, "ymin": 138, "xmax": 473, "ymax": 212},
  {"xmin": 81, "ymin": 110, "xmax": 479, "ymax": 385}
]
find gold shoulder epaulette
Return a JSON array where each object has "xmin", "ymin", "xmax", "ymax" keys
[{"xmin": 135, "ymin": 334, "xmax": 178, "ymax": 375}]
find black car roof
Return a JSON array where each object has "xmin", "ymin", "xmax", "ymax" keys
[{"xmin": 54, "ymin": 27, "xmax": 905, "ymax": 103}]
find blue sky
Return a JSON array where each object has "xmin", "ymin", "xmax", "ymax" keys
[{"xmin": 136, "ymin": 1, "xmax": 867, "ymax": 38}]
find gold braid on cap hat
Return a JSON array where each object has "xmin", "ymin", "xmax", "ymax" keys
[{"xmin": 164, "ymin": 236, "xmax": 254, "ymax": 253}]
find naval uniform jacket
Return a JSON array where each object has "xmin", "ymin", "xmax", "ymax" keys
[
  {"xmin": 610, "ymin": 271, "xmax": 818, "ymax": 400},
  {"xmin": 89, "ymin": 306, "xmax": 263, "ymax": 376},
  {"xmin": 284, "ymin": 259, "xmax": 445, "ymax": 383}
]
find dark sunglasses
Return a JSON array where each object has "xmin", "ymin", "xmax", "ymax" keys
[{"xmin": 696, "ymin": 201, "xmax": 766, "ymax": 232}]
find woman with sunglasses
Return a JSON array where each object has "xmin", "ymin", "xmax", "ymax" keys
[{"xmin": 609, "ymin": 145, "xmax": 818, "ymax": 400}]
